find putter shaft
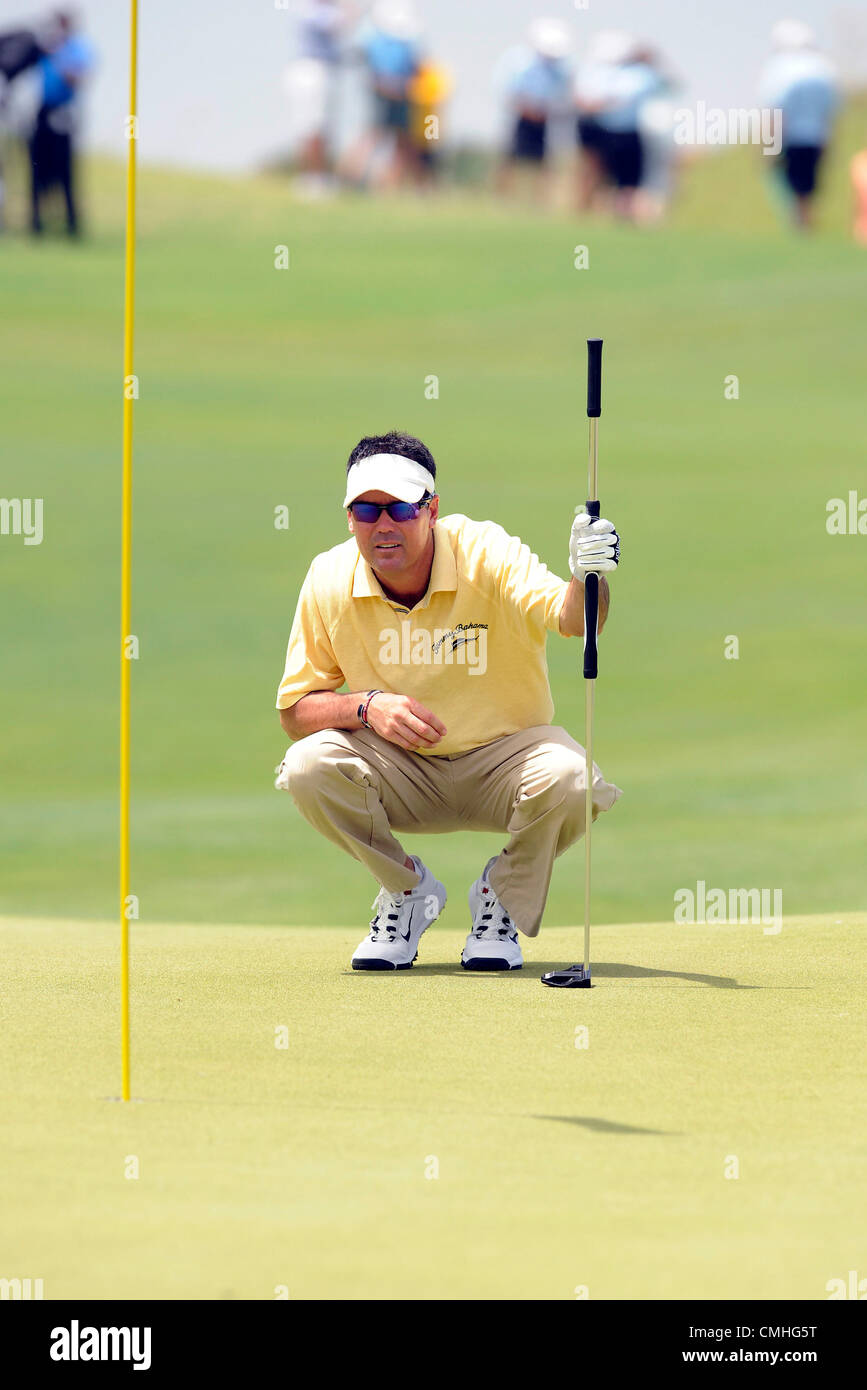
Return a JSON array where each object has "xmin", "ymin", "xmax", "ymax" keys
[{"xmin": 584, "ymin": 409, "xmax": 599, "ymax": 977}]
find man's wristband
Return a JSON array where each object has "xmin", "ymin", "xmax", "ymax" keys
[{"xmin": 357, "ymin": 690, "xmax": 382, "ymax": 729}]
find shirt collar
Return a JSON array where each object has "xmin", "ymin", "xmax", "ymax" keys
[{"xmin": 351, "ymin": 521, "xmax": 457, "ymax": 608}]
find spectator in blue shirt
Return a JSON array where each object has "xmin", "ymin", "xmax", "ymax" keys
[
  {"xmin": 29, "ymin": 10, "xmax": 95, "ymax": 236},
  {"xmin": 496, "ymin": 18, "xmax": 573, "ymax": 203},
  {"xmin": 342, "ymin": 1, "xmax": 422, "ymax": 190},
  {"xmin": 759, "ymin": 20, "xmax": 840, "ymax": 230},
  {"xmin": 576, "ymin": 32, "xmax": 667, "ymax": 220},
  {"xmin": 573, "ymin": 31, "xmax": 625, "ymax": 211}
]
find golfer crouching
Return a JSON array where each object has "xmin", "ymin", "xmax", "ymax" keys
[{"xmin": 275, "ymin": 432, "xmax": 622, "ymax": 971}]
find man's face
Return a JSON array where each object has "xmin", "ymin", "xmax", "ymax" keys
[{"xmin": 348, "ymin": 490, "xmax": 439, "ymax": 575}]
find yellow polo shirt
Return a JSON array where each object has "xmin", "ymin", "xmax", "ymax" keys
[{"xmin": 276, "ymin": 513, "xmax": 570, "ymax": 757}]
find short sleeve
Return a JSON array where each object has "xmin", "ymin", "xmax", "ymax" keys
[
  {"xmin": 275, "ymin": 565, "xmax": 345, "ymax": 710},
  {"xmin": 474, "ymin": 521, "xmax": 569, "ymax": 639}
]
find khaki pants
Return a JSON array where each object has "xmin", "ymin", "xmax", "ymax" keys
[{"xmin": 275, "ymin": 724, "xmax": 622, "ymax": 937}]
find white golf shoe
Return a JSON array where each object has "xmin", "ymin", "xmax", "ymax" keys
[
  {"xmin": 462, "ymin": 856, "xmax": 523, "ymax": 971},
  {"xmin": 351, "ymin": 856, "xmax": 446, "ymax": 971}
]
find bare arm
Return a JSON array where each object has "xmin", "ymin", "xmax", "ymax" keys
[
  {"xmin": 279, "ymin": 691, "xmax": 368, "ymax": 741},
  {"xmin": 280, "ymin": 690, "xmax": 448, "ymax": 752},
  {"xmin": 558, "ymin": 575, "xmax": 610, "ymax": 638}
]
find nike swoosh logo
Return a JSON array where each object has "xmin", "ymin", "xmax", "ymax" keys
[{"xmin": 400, "ymin": 904, "xmax": 415, "ymax": 942}]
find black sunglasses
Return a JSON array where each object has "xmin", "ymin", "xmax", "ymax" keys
[{"xmin": 349, "ymin": 495, "xmax": 433, "ymax": 524}]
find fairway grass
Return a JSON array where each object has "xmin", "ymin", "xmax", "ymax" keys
[
  {"xmin": 2, "ymin": 912, "xmax": 863, "ymax": 1301},
  {"xmin": 2, "ymin": 150, "xmax": 867, "ymax": 931}
]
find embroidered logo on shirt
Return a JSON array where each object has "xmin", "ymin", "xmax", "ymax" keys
[{"xmin": 378, "ymin": 620, "xmax": 489, "ymax": 675}]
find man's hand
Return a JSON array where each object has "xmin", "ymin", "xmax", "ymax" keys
[
  {"xmin": 366, "ymin": 693, "xmax": 447, "ymax": 752},
  {"xmin": 569, "ymin": 510, "xmax": 621, "ymax": 580}
]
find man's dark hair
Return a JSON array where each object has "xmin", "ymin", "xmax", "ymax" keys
[{"xmin": 346, "ymin": 431, "xmax": 436, "ymax": 486}]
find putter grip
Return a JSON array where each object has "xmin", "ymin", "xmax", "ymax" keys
[
  {"xmin": 587, "ymin": 338, "xmax": 603, "ymax": 418},
  {"xmin": 582, "ymin": 500, "xmax": 601, "ymax": 679}
]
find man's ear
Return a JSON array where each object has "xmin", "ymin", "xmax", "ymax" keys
[
  {"xmin": 347, "ymin": 509, "xmax": 355, "ymax": 533},
  {"xmin": 429, "ymin": 495, "xmax": 440, "ymax": 524}
]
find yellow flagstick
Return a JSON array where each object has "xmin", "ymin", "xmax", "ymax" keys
[{"xmin": 120, "ymin": 0, "xmax": 138, "ymax": 1102}]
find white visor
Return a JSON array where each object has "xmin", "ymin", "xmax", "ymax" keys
[{"xmin": 343, "ymin": 454, "xmax": 435, "ymax": 508}]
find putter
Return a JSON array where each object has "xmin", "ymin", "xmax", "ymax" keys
[{"xmin": 542, "ymin": 338, "xmax": 603, "ymax": 989}]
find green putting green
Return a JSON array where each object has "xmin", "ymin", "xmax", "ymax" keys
[{"xmin": 1, "ymin": 912, "xmax": 863, "ymax": 1299}]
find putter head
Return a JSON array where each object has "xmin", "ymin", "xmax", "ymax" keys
[{"xmin": 541, "ymin": 964, "xmax": 592, "ymax": 989}]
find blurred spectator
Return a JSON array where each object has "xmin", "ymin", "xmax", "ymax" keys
[
  {"xmin": 496, "ymin": 18, "xmax": 573, "ymax": 203},
  {"xmin": 633, "ymin": 47, "xmax": 679, "ymax": 223},
  {"xmin": 0, "ymin": 26, "xmax": 43, "ymax": 231},
  {"xmin": 578, "ymin": 32, "xmax": 667, "ymax": 222},
  {"xmin": 573, "ymin": 30, "xmax": 624, "ymax": 211},
  {"xmin": 342, "ymin": 1, "xmax": 422, "ymax": 191},
  {"xmin": 408, "ymin": 57, "xmax": 453, "ymax": 188},
  {"xmin": 29, "ymin": 9, "xmax": 95, "ymax": 236},
  {"xmin": 284, "ymin": 1, "xmax": 353, "ymax": 196},
  {"xmin": 759, "ymin": 20, "xmax": 840, "ymax": 231}
]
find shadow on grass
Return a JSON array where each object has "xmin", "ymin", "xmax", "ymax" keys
[
  {"xmin": 532, "ymin": 1115, "xmax": 679, "ymax": 1136},
  {"xmin": 345, "ymin": 961, "xmax": 748, "ymax": 988},
  {"xmin": 574, "ymin": 961, "xmax": 743, "ymax": 989}
]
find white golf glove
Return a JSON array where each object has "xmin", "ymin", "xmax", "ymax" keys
[{"xmin": 569, "ymin": 509, "xmax": 620, "ymax": 579}]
